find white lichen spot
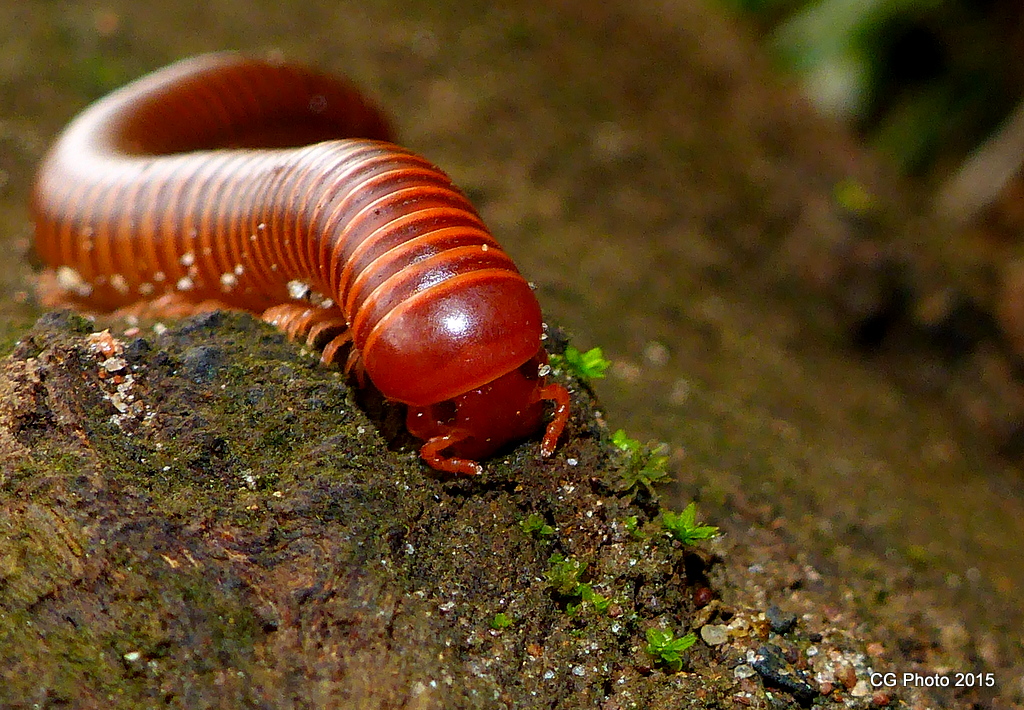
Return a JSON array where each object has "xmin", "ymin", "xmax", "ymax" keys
[
  {"xmin": 138, "ymin": 282, "xmax": 155, "ymax": 295},
  {"xmin": 270, "ymin": 263, "xmax": 279, "ymax": 271},
  {"xmin": 288, "ymin": 280, "xmax": 311, "ymax": 300},
  {"xmin": 110, "ymin": 274, "xmax": 129, "ymax": 294},
  {"xmin": 179, "ymin": 252, "xmax": 195, "ymax": 267},
  {"xmin": 257, "ymin": 222, "xmax": 267, "ymax": 231},
  {"xmin": 176, "ymin": 276, "xmax": 194, "ymax": 291},
  {"xmin": 153, "ymin": 271, "xmax": 166, "ymax": 282},
  {"xmin": 220, "ymin": 272, "xmax": 237, "ymax": 290},
  {"xmin": 233, "ymin": 264, "xmax": 244, "ymax": 276},
  {"xmin": 250, "ymin": 234, "xmax": 258, "ymax": 242},
  {"xmin": 55, "ymin": 265, "xmax": 93, "ymax": 297},
  {"xmin": 481, "ymin": 243, "xmax": 488, "ymax": 252},
  {"xmin": 320, "ymin": 298, "xmax": 334, "ymax": 309}
]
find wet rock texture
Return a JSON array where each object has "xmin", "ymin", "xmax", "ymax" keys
[
  {"xmin": 2, "ymin": 312, "xmax": 713, "ymax": 708},
  {"xmin": 0, "ymin": 312, "xmax": 947, "ymax": 709}
]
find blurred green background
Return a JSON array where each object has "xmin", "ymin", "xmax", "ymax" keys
[{"xmin": 726, "ymin": 0, "xmax": 1022, "ymax": 176}]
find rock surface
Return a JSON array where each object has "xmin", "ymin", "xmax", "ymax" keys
[{"xmin": 0, "ymin": 311, "xmax": 939, "ymax": 708}]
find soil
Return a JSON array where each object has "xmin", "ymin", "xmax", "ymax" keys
[{"xmin": 0, "ymin": 0, "xmax": 1021, "ymax": 708}]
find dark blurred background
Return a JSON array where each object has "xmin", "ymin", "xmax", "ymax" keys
[{"xmin": 728, "ymin": 0, "xmax": 1024, "ymax": 177}]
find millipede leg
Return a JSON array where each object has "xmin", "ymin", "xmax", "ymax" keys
[
  {"xmin": 306, "ymin": 317, "xmax": 349, "ymax": 349},
  {"xmin": 321, "ymin": 331, "xmax": 354, "ymax": 367},
  {"xmin": 262, "ymin": 302, "xmax": 351, "ymax": 353},
  {"xmin": 418, "ymin": 433, "xmax": 483, "ymax": 476},
  {"xmin": 535, "ymin": 383, "xmax": 571, "ymax": 457},
  {"xmin": 341, "ymin": 346, "xmax": 368, "ymax": 386},
  {"xmin": 115, "ymin": 292, "xmax": 237, "ymax": 320}
]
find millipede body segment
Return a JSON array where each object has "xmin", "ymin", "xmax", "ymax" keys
[{"xmin": 31, "ymin": 52, "xmax": 570, "ymax": 475}]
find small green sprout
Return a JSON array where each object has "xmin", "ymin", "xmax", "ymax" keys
[
  {"xmin": 611, "ymin": 429, "xmax": 641, "ymax": 452},
  {"xmin": 578, "ymin": 584, "xmax": 612, "ymax": 613},
  {"xmin": 551, "ymin": 346, "xmax": 609, "ymax": 382},
  {"xmin": 645, "ymin": 627, "xmax": 697, "ymax": 672},
  {"xmin": 622, "ymin": 515, "xmax": 646, "ymax": 539},
  {"xmin": 566, "ymin": 584, "xmax": 614, "ymax": 615},
  {"xmin": 544, "ymin": 554, "xmax": 615, "ymax": 614},
  {"xmin": 610, "ymin": 429, "xmax": 671, "ymax": 498},
  {"xmin": 660, "ymin": 503, "xmax": 719, "ymax": 545},
  {"xmin": 519, "ymin": 513, "xmax": 555, "ymax": 538},
  {"xmin": 544, "ymin": 553, "xmax": 587, "ymax": 596},
  {"xmin": 490, "ymin": 613, "xmax": 513, "ymax": 630}
]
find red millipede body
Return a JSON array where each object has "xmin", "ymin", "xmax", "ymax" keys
[{"xmin": 31, "ymin": 52, "xmax": 570, "ymax": 476}]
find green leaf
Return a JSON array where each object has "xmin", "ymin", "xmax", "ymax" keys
[
  {"xmin": 622, "ymin": 515, "xmax": 646, "ymax": 539},
  {"xmin": 645, "ymin": 627, "xmax": 698, "ymax": 672},
  {"xmin": 645, "ymin": 627, "xmax": 672, "ymax": 647},
  {"xmin": 578, "ymin": 584, "xmax": 612, "ymax": 613},
  {"xmin": 490, "ymin": 613, "xmax": 513, "ymax": 630},
  {"xmin": 519, "ymin": 513, "xmax": 555, "ymax": 538},
  {"xmin": 660, "ymin": 503, "xmax": 720, "ymax": 545},
  {"xmin": 544, "ymin": 553, "xmax": 586, "ymax": 596},
  {"xmin": 612, "ymin": 436, "xmax": 671, "ymax": 499},
  {"xmin": 553, "ymin": 346, "xmax": 609, "ymax": 381},
  {"xmin": 611, "ymin": 429, "xmax": 641, "ymax": 452}
]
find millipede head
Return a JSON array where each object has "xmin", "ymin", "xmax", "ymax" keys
[{"xmin": 405, "ymin": 347, "xmax": 567, "ymax": 472}]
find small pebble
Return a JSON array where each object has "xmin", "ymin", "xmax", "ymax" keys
[
  {"xmin": 851, "ymin": 679, "xmax": 871, "ymax": 698},
  {"xmin": 733, "ymin": 664, "xmax": 756, "ymax": 679},
  {"xmin": 766, "ymin": 605, "xmax": 797, "ymax": 635},
  {"xmin": 700, "ymin": 624, "xmax": 729, "ymax": 646},
  {"xmin": 837, "ymin": 663, "xmax": 857, "ymax": 689},
  {"xmin": 750, "ymin": 644, "xmax": 818, "ymax": 705}
]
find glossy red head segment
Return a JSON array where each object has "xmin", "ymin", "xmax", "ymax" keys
[
  {"xmin": 406, "ymin": 348, "xmax": 571, "ymax": 476},
  {"xmin": 359, "ymin": 272, "xmax": 570, "ymax": 475}
]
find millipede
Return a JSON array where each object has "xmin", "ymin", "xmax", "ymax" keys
[{"xmin": 31, "ymin": 52, "xmax": 571, "ymax": 476}]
